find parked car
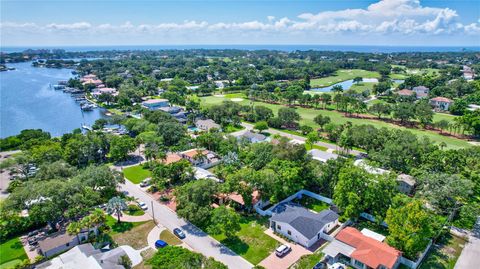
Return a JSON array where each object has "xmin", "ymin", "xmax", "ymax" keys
[
  {"xmin": 313, "ymin": 262, "xmax": 326, "ymax": 269},
  {"xmin": 155, "ymin": 240, "xmax": 168, "ymax": 248},
  {"xmin": 275, "ymin": 244, "xmax": 291, "ymax": 257},
  {"xmin": 140, "ymin": 178, "xmax": 151, "ymax": 187},
  {"xmin": 173, "ymin": 228, "xmax": 186, "ymax": 239},
  {"xmin": 138, "ymin": 202, "xmax": 148, "ymax": 210},
  {"xmin": 328, "ymin": 263, "xmax": 346, "ymax": 269}
]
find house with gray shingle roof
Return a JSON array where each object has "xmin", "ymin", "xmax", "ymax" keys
[
  {"xmin": 237, "ymin": 131, "xmax": 268, "ymax": 143},
  {"xmin": 269, "ymin": 205, "xmax": 339, "ymax": 247}
]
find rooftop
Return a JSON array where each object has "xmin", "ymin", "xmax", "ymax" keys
[
  {"xmin": 335, "ymin": 227, "xmax": 401, "ymax": 269},
  {"xmin": 430, "ymin": 96, "xmax": 453, "ymax": 103},
  {"xmin": 240, "ymin": 131, "xmax": 267, "ymax": 141},
  {"xmin": 38, "ymin": 232, "xmax": 76, "ymax": 253},
  {"xmin": 182, "ymin": 148, "xmax": 210, "ymax": 159},
  {"xmin": 142, "ymin": 98, "xmax": 169, "ymax": 104},
  {"xmin": 397, "ymin": 89, "xmax": 414, "ymax": 96},
  {"xmin": 271, "ymin": 205, "xmax": 339, "ymax": 239},
  {"xmin": 163, "ymin": 153, "xmax": 183, "ymax": 165},
  {"xmin": 308, "ymin": 149, "xmax": 339, "ymax": 162}
]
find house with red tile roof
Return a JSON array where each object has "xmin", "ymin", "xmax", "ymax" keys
[
  {"xmin": 162, "ymin": 153, "xmax": 183, "ymax": 165},
  {"xmin": 180, "ymin": 148, "xmax": 221, "ymax": 169},
  {"xmin": 323, "ymin": 227, "xmax": 402, "ymax": 269},
  {"xmin": 396, "ymin": 89, "xmax": 414, "ymax": 97},
  {"xmin": 429, "ymin": 97, "xmax": 453, "ymax": 111}
]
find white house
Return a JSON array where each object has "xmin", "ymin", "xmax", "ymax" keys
[
  {"xmin": 308, "ymin": 149, "xmax": 339, "ymax": 162},
  {"xmin": 270, "ymin": 205, "xmax": 339, "ymax": 248},
  {"xmin": 412, "ymin": 86, "xmax": 429, "ymax": 99}
]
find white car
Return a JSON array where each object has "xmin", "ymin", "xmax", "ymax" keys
[
  {"xmin": 275, "ymin": 244, "xmax": 291, "ymax": 257},
  {"xmin": 138, "ymin": 202, "xmax": 148, "ymax": 210},
  {"xmin": 328, "ymin": 263, "xmax": 346, "ymax": 269}
]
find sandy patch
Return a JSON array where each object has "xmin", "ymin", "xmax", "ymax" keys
[
  {"xmin": 214, "ymin": 94, "xmax": 225, "ymax": 97},
  {"xmin": 468, "ymin": 141, "xmax": 480, "ymax": 146},
  {"xmin": 231, "ymin": 98, "xmax": 244, "ymax": 102}
]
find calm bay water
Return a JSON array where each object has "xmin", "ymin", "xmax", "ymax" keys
[{"xmin": 0, "ymin": 62, "xmax": 106, "ymax": 138}]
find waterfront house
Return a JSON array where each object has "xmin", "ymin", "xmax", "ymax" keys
[
  {"xmin": 195, "ymin": 119, "xmax": 221, "ymax": 132},
  {"xmin": 430, "ymin": 97, "xmax": 453, "ymax": 111},
  {"xmin": 322, "ymin": 227, "xmax": 402, "ymax": 269},
  {"xmin": 412, "ymin": 86, "xmax": 429, "ymax": 99},
  {"xmin": 141, "ymin": 99, "xmax": 170, "ymax": 110},
  {"xmin": 270, "ymin": 204, "xmax": 339, "ymax": 248},
  {"xmin": 92, "ymin": 87, "xmax": 118, "ymax": 98}
]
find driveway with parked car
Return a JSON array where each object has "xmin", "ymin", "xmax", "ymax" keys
[{"xmin": 259, "ymin": 229, "xmax": 312, "ymax": 269}]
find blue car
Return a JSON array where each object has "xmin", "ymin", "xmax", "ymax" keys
[{"xmin": 155, "ymin": 240, "xmax": 168, "ymax": 248}]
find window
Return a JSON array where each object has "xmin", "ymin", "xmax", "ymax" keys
[
  {"xmin": 287, "ymin": 230, "xmax": 291, "ymax": 235},
  {"xmin": 277, "ymin": 225, "xmax": 281, "ymax": 230},
  {"xmin": 354, "ymin": 259, "xmax": 364, "ymax": 268}
]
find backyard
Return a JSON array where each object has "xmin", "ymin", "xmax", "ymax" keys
[
  {"xmin": 419, "ymin": 233, "xmax": 467, "ymax": 269},
  {"xmin": 199, "ymin": 95, "xmax": 472, "ymax": 149},
  {"xmin": 0, "ymin": 237, "xmax": 28, "ymax": 269},
  {"xmin": 123, "ymin": 164, "xmax": 152, "ymax": 184},
  {"xmin": 110, "ymin": 219, "xmax": 156, "ymax": 249},
  {"xmin": 295, "ymin": 196, "xmax": 330, "ymax": 213},
  {"xmin": 211, "ymin": 216, "xmax": 280, "ymax": 265}
]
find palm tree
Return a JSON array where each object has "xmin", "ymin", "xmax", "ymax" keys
[{"xmin": 106, "ymin": 196, "xmax": 127, "ymax": 223}]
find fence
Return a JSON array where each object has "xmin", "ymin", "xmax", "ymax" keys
[
  {"xmin": 399, "ymin": 240, "xmax": 433, "ymax": 269},
  {"xmin": 254, "ymin": 189, "xmax": 333, "ymax": 216}
]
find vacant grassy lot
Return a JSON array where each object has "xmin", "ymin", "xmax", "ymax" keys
[
  {"xmin": 123, "ymin": 165, "xmax": 152, "ymax": 184},
  {"xmin": 211, "ymin": 216, "xmax": 279, "ymax": 265},
  {"xmin": 419, "ymin": 233, "xmax": 467, "ymax": 269},
  {"xmin": 200, "ymin": 96, "xmax": 472, "ymax": 149},
  {"xmin": 110, "ymin": 219, "xmax": 156, "ymax": 249},
  {"xmin": 106, "ymin": 215, "xmax": 149, "ymax": 235},
  {"xmin": 159, "ymin": 230, "xmax": 182, "ymax": 246},
  {"xmin": 0, "ymin": 237, "xmax": 27, "ymax": 267},
  {"xmin": 310, "ymin": 69, "xmax": 380, "ymax": 87}
]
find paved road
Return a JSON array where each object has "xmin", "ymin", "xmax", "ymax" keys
[
  {"xmin": 454, "ymin": 218, "xmax": 480, "ymax": 269},
  {"xmin": 239, "ymin": 122, "xmax": 362, "ymax": 155},
  {"xmin": 119, "ymin": 180, "xmax": 253, "ymax": 269}
]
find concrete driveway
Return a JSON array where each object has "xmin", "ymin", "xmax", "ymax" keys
[
  {"xmin": 119, "ymin": 180, "xmax": 253, "ymax": 269},
  {"xmin": 454, "ymin": 218, "xmax": 480, "ymax": 269},
  {"xmin": 259, "ymin": 229, "xmax": 312, "ymax": 269}
]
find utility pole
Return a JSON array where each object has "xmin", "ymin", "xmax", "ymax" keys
[{"xmin": 151, "ymin": 200, "xmax": 156, "ymax": 225}]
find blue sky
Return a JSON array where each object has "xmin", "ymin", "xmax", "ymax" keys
[{"xmin": 1, "ymin": 0, "xmax": 479, "ymax": 46}]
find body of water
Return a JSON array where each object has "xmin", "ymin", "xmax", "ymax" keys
[
  {"xmin": 1, "ymin": 45, "xmax": 479, "ymax": 53},
  {"xmin": 0, "ymin": 62, "xmax": 106, "ymax": 138},
  {"xmin": 311, "ymin": 78, "xmax": 404, "ymax": 92}
]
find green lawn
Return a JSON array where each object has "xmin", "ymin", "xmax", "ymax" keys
[
  {"xmin": 0, "ymin": 237, "xmax": 27, "ymax": 266},
  {"xmin": 419, "ymin": 233, "xmax": 467, "ymax": 269},
  {"xmin": 296, "ymin": 196, "xmax": 330, "ymax": 213},
  {"xmin": 211, "ymin": 216, "xmax": 280, "ymax": 264},
  {"xmin": 348, "ymin": 82, "xmax": 376, "ymax": 93},
  {"xmin": 224, "ymin": 124, "xmax": 245, "ymax": 133},
  {"xmin": 224, "ymin": 93, "xmax": 247, "ymax": 99},
  {"xmin": 110, "ymin": 220, "xmax": 156, "ymax": 250},
  {"xmin": 159, "ymin": 230, "xmax": 182, "ymax": 246},
  {"xmin": 106, "ymin": 215, "xmax": 148, "ymax": 235},
  {"xmin": 310, "ymin": 69, "xmax": 380, "ymax": 87},
  {"xmin": 200, "ymin": 96, "xmax": 472, "ymax": 149},
  {"xmin": 125, "ymin": 205, "xmax": 145, "ymax": 216},
  {"xmin": 307, "ymin": 144, "xmax": 329, "ymax": 151},
  {"xmin": 123, "ymin": 165, "xmax": 152, "ymax": 184}
]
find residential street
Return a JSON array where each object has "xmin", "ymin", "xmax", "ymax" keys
[
  {"xmin": 119, "ymin": 180, "xmax": 253, "ymax": 269},
  {"xmin": 454, "ymin": 218, "xmax": 480, "ymax": 269},
  {"xmin": 239, "ymin": 122, "xmax": 362, "ymax": 155}
]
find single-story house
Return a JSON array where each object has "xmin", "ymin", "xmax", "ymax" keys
[
  {"xmin": 396, "ymin": 174, "xmax": 416, "ymax": 195},
  {"xmin": 308, "ymin": 149, "xmax": 339, "ymax": 162},
  {"xmin": 217, "ymin": 190, "xmax": 261, "ymax": 209},
  {"xmin": 181, "ymin": 148, "xmax": 221, "ymax": 169},
  {"xmin": 323, "ymin": 227, "xmax": 402, "ymax": 269},
  {"xmin": 162, "ymin": 153, "xmax": 183, "ymax": 165},
  {"xmin": 36, "ymin": 243, "xmax": 137, "ymax": 269},
  {"xmin": 412, "ymin": 86, "xmax": 429, "ymax": 99},
  {"xmin": 430, "ymin": 97, "xmax": 453, "ymax": 111},
  {"xmin": 270, "ymin": 205, "xmax": 339, "ymax": 248},
  {"xmin": 193, "ymin": 167, "xmax": 221, "ymax": 182},
  {"xmin": 141, "ymin": 99, "xmax": 170, "ymax": 110},
  {"xmin": 195, "ymin": 119, "xmax": 221, "ymax": 132},
  {"xmin": 38, "ymin": 232, "xmax": 81, "ymax": 258},
  {"xmin": 237, "ymin": 131, "xmax": 268, "ymax": 143}
]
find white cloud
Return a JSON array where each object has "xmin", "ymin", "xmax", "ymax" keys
[{"xmin": 1, "ymin": 0, "xmax": 478, "ymax": 45}]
